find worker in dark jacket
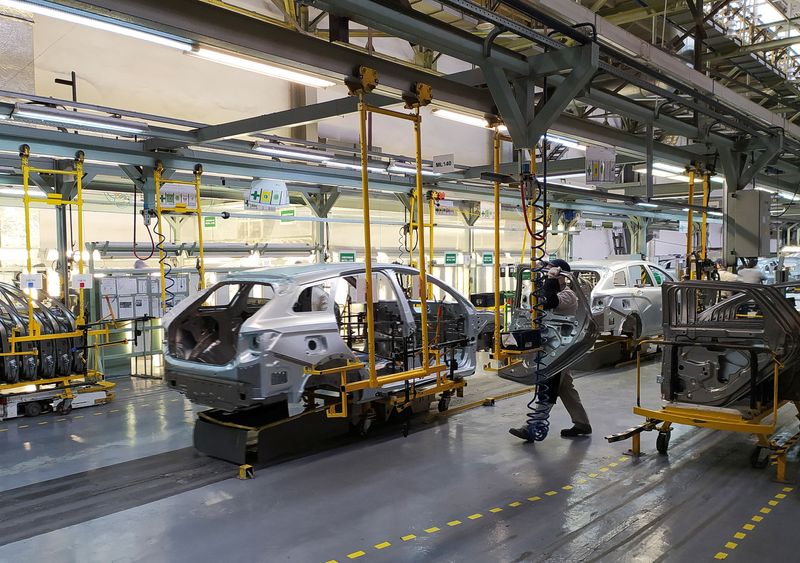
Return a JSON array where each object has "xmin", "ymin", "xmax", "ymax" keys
[{"xmin": 509, "ymin": 259, "xmax": 592, "ymax": 442}]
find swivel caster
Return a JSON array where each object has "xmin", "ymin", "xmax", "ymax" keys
[
  {"xmin": 750, "ymin": 446, "xmax": 770, "ymax": 469},
  {"xmin": 357, "ymin": 412, "xmax": 376, "ymax": 437},
  {"xmin": 656, "ymin": 431, "xmax": 671, "ymax": 454},
  {"xmin": 437, "ymin": 394, "xmax": 451, "ymax": 413}
]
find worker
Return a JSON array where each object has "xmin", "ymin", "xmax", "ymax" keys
[
  {"xmin": 509, "ymin": 259, "xmax": 592, "ymax": 442},
  {"xmin": 715, "ymin": 259, "xmax": 740, "ymax": 282},
  {"xmin": 737, "ymin": 258, "xmax": 765, "ymax": 284}
]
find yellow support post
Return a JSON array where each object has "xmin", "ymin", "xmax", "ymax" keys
[
  {"xmin": 414, "ymin": 108, "xmax": 430, "ymax": 372},
  {"xmin": 74, "ymin": 154, "xmax": 85, "ymax": 326},
  {"xmin": 357, "ymin": 95, "xmax": 378, "ymax": 386},
  {"xmin": 193, "ymin": 164, "xmax": 206, "ymax": 291},
  {"xmin": 701, "ymin": 172, "xmax": 709, "ymax": 262},
  {"xmin": 686, "ymin": 169, "xmax": 695, "ymax": 280},
  {"xmin": 493, "ymin": 131, "xmax": 502, "ymax": 366},
  {"xmin": 428, "ymin": 194, "xmax": 435, "ymax": 299},
  {"xmin": 20, "ymin": 145, "xmax": 38, "ymax": 338}
]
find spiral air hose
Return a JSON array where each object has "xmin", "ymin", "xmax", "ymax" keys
[{"xmin": 153, "ymin": 220, "xmax": 175, "ymax": 308}]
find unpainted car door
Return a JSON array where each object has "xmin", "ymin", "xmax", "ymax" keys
[{"xmin": 627, "ymin": 264, "xmax": 661, "ymax": 336}]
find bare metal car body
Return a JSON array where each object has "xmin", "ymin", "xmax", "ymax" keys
[
  {"xmin": 660, "ymin": 280, "xmax": 800, "ymax": 412},
  {"xmin": 571, "ymin": 258, "xmax": 674, "ymax": 339},
  {"xmin": 496, "ymin": 268, "xmax": 599, "ymax": 386},
  {"xmin": 163, "ymin": 264, "xmax": 492, "ymax": 413}
]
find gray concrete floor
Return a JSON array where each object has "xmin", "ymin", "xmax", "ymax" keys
[{"xmin": 0, "ymin": 361, "xmax": 798, "ymax": 562}]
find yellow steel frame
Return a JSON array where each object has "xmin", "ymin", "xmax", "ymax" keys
[
  {"xmin": 153, "ymin": 162, "xmax": 206, "ymax": 314},
  {"xmin": 20, "ymin": 145, "xmax": 86, "ymax": 331},
  {"xmin": 686, "ymin": 169, "xmax": 695, "ymax": 279},
  {"xmin": 306, "ymin": 73, "xmax": 458, "ymax": 420},
  {"xmin": 700, "ymin": 172, "xmax": 709, "ymax": 261},
  {"xmin": 625, "ymin": 339, "xmax": 794, "ymax": 478},
  {"xmin": 684, "ymin": 168, "xmax": 710, "ymax": 278}
]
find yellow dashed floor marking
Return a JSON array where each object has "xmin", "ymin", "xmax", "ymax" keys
[
  {"xmin": 775, "ymin": 493, "xmax": 786, "ymax": 499},
  {"xmin": 374, "ymin": 542, "xmax": 391, "ymax": 550},
  {"xmin": 759, "ymin": 507, "xmax": 772, "ymax": 514},
  {"xmin": 489, "ymin": 507, "xmax": 503, "ymax": 513},
  {"xmin": 768, "ymin": 500, "xmax": 779, "ymax": 506},
  {"xmin": 0, "ymin": 428, "xmax": 7, "ymax": 432},
  {"xmin": 18, "ymin": 425, "xmax": 29, "ymax": 429},
  {"xmin": 714, "ymin": 553, "xmax": 728, "ymax": 560},
  {"xmin": 599, "ymin": 467, "xmax": 609, "ymax": 472},
  {"xmin": 724, "ymin": 542, "xmax": 737, "ymax": 550},
  {"xmin": 619, "ymin": 456, "xmax": 630, "ymax": 461},
  {"xmin": 346, "ymin": 551, "xmax": 365, "ymax": 559},
  {"xmin": 527, "ymin": 496, "xmax": 541, "ymax": 502},
  {"xmin": 325, "ymin": 560, "xmax": 338, "ymax": 563},
  {"xmin": 752, "ymin": 515, "xmax": 763, "ymax": 522},
  {"xmin": 782, "ymin": 487, "xmax": 794, "ymax": 492},
  {"xmin": 401, "ymin": 534, "xmax": 416, "ymax": 542},
  {"xmin": 608, "ymin": 462, "xmax": 618, "ymax": 467},
  {"xmin": 109, "ymin": 409, "xmax": 119, "ymax": 413},
  {"xmin": 467, "ymin": 513, "xmax": 482, "ymax": 520},
  {"xmin": 733, "ymin": 532, "xmax": 746, "ymax": 540},
  {"xmin": 588, "ymin": 473, "xmax": 599, "ymax": 478},
  {"xmin": 545, "ymin": 491, "xmax": 557, "ymax": 496},
  {"xmin": 56, "ymin": 418, "xmax": 66, "ymax": 422},
  {"xmin": 562, "ymin": 485, "xmax": 573, "ymax": 491},
  {"xmin": 743, "ymin": 524, "xmax": 755, "ymax": 531},
  {"xmin": 576, "ymin": 478, "xmax": 588, "ymax": 484},
  {"xmin": 424, "ymin": 527, "xmax": 440, "ymax": 533},
  {"xmin": 93, "ymin": 412, "xmax": 104, "ymax": 416},
  {"xmin": 37, "ymin": 421, "xmax": 48, "ymax": 425},
  {"xmin": 74, "ymin": 415, "xmax": 83, "ymax": 419},
  {"xmin": 508, "ymin": 501, "xmax": 522, "ymax": 507},
  {"xmin": 447, "ymin": 520, "xmax": 462, "ymax": 527}
]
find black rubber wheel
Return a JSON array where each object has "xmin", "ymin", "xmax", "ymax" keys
[
  {"xmin": 437, "ymin": 397, "xmax": 451, "ymax": 412},
  {"xmin": 750, "ymin": 446, "xmax": 770, "ymax": 469},
  {"xmin": 56, "ymin": 401, "xmax": 72, "ymax": 415},
  {"xmin": 656, "ymin": 431, "xmax": 670, "ymax": 454},
  {"xmin": 24, "ymin": 401, "xmax": 42, "ymax": 417},
  {"xmin": 357, "ymin": 414, "xmax": 374, "ymax": 437}
]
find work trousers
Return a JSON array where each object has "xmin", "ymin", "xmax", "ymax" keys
[{"xmin": 541, "ymin": 371, "xmax": 591, "ymax": 429}]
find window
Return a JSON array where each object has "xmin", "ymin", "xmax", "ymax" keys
[
  {"xmin": 293, "ymin": 282, "xmax": 333, "ymax": 313},
  {"xmin": 649, "ymin": 266, "xmax": 674, "ymax": 286},
  {"xmin": 613, "ymin": 270, "xmax": 627, "ymax": 287},
  {"xmin": 628, "ymin": 265, "xmax": 655, "ymax": 287},
  {"xmin": 204, "ymin": 282, "xmax": 274, "ymax": 308}
]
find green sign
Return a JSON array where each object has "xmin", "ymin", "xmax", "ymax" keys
[
  {"xmin": 445, "ymin": 252, "xmax": 457, "ymax": 265},
  {"xmin": 280, "ymin": 209, "xmax": 295, "ymax": 222},
  {"xmin": 482, "ymin": 252, "xmax": 493, "ymax": 265},
  {"xmin": 339, "ymin": 252, "xmax": 356, "ymax": 263},
  {"xmin": 522, "ymin": 270, "xmax": 531, "ymax": 281},
  {"xmin": 652, "ymin": 270, "xmax": 662, "ymax": 284},
  {"xmin": 203, "ymin": 216, "xmax": 216, "ymax": 228}
]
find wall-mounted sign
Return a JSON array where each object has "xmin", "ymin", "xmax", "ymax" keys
[
  {"xmin": 280, "ymin": 209, "xmax": 295, "ymax": 222},
  {"xmin": 204, "ymin": 216, "xmax": 216, "ymax": 228},
  {"xmin": 482, "ymin": 252, "xmax": 493, "ymax": 265},
  {"xmin": 339, "ymin": 251, "xmax": 356, "ymax": 263},
  {"xmin": 585, "ymin": 146, "xmax": 616, "ymax": 183},
  {"xmin": 432, "ymin": 153, "xmax": 456, "ymax": 174},
  {"xmin": 444, "ymin": 252, "xmax": 457, "ymax": 265}
]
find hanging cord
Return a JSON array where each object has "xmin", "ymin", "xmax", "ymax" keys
[
  {"xmin": 152, "ymin": 217, "xmax": 175, "ymax": 308},
  {"xmin": 132, "ymin": 181, "xmax": 155, "ymax": 261}
]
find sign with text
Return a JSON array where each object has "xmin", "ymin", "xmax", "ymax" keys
[
  {"xmin": 482, "ymin": 252, "xmax": 493, "ymax": 265},
  {"xmin": 246, "ymin": 179, "xmax": 289, "ymax": 211},
  {"xmin": 585, "ymin": 146, "xmax": 616, "ymax": 184},
  {"xmin": 432, "ymin": 153, "xmax": 456, "ymax": 174},
  {"xmin": 339, "ymin": 251, "xmax": 356, "ymax": 263},
  {"xmin": 280, "ymin": 209, "xmax": 295, "ymax": 222},
  {"xmin": 204, "ymin": 216, "xmax": 216, "ymax": 228},
  {"xmin": 444, "ymin": 252, "xmax": 457, "ymax": 265}
]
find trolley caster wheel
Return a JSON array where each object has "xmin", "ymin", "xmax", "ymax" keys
[
  {"xmin": 24, "ymin": 401, "xmax": 42, "ymax": 418},
  {"xmin": 357, "ymin": 413, "xmax": 375, "ymax": 437},
  {"xmin": 750, "ymin": 446, "xmax": 770, "ymax": 469},
  {"xmin": 656, "ymin": 431, "xmax": 671, "ymax": 454},
  {"xmin": 56, "ymin": 400, "xmax": 73, "ymax": 415},
  {"xmin": 401, "ymin": 422, "xmax": 409, "ymax": 438},
  {"xmin": 437, "ymin": 396, "xmax": 451, "ymax": 413}
]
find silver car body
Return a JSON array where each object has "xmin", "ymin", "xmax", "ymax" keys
[
  {"xmin": 571, "ymin": 258, "xmax": 675, "ymax": 339},
  {"xmin": 163, "ymin": 263, "xmax": 492, "ymax": 412}
]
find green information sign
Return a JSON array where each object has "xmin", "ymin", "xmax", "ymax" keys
[
  {"xmin": 482, "ymin": 252, "xmax": 493, "ymax": 265},
  {"xmin": 203, "ymin": 216, "xmax": 216, "ymax": 228},
  {"xmin": 652, "ymin": 270, "xmax": 662, "ymax": 284},
  {"xmin": 522, "ymin": 270, "xmax": 531, "ymax": 281},
  {"xmin": 340, "ymin": 252, "xmax": 356, "ymax": 263},
  {"xmin": 280, "ymin": 209, "xmax": 295, "ymax": 222},
  {"xmin": 445, "ymin": 252, "xmax": 457, "ymax": 265}
]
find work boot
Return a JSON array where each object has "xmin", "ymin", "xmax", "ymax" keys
[
  {"xmin": 560, "ymin": 425, "xmax": 592, "ymax": 437},
  {"xmin": 509, "ymin": 426, "xmax": 533, "ymax": 442}
]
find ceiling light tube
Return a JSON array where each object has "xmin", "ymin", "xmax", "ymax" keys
[
  {"xmin": 326, "ymin": 161, "xmax": 388, "ymax": 175},
  {"xmin": 12, "ymin": 103, "xmax": 150, "ymax": 134},
  {"xmin": 0, "ymin": 0, "xmax": 192, "ymax": 50},
  {"xmin": 188, "ymin": 47, "xmax": 335, "ymax": 88},
  {"xmin": 632, "ymin": 167, "xmax": 676, "ymax": 179},
  {"xmin": 542, "ymin": 134, "xmax": 587, "ymax": 151},
  {"xmin": 387, "ymin": 163, "xmax": 440, "ymax": 177},
  {"xmin": 253, "ymin": 143, "xmax": 332, "ymax": 161},
  {"xmin": 431, "ymin": 108, "xmax": 490, "ymax": 128},
  {"xmin": 652, "ymin": 162, "xmax": 686, "ymax": 174},
  {"xmin": 636, "ymin": 202, "xmax": 659, "ymax": 208},
  {"xmin": 546, "ymin": 172, "xmax": 585, "ymax": 181},
  {"xmin": 708, "ymin": 211, "xmax": 723, "ymax": 216}
]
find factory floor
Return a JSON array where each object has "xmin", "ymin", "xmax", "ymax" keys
[{"xmin": 0, "ymin": 360, "xmax": 797, "ymax": 563}]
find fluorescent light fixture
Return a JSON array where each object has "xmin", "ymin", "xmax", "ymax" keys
[
  {"xmin": 542, "ymin": 134, "xmax": 587, "ymax": 151},
  {"xmin": 546, "ymin": 172, "xmax": 585, "ymax": 181},
  {"xmin": 431, "ymin": 108, "xmax": 489, "ymax": 128},
  {"xmin": 326, "ymin": 161, "xmax": 388, "ymax": 175},
  {"xmin": 632, "ymin": 167, "xmax": 676, "ymax": 179},
  {"xmin": 682, "ymin": 208, "xmax": 690, "ymax": 212},
  {"xmin": 12, "ymin": 103, "xmax": 150, "ymax": 134},
  {"xmin": 653, "ymin": 162, "xmax": 686, "ymax": 174},
  {"xmin": 754, "ymin": 187, "xmax": 777, "ymax": 194},
  {"xmin": 779, "ymin": 192, "xmax": 798, "ymax": 201},
  {"xmin": 189, "ymin": 47, "xmax": 334, "ymax": 88},
  {"xmin": 387, "ymin": 163, "xmax": 440, "ymax": 177},
  {"xmin": 0, "ymin": 0, "xmax": 191, "ymax": 50},
  {"xmin": 253, "ymin": 143, "xmax": 332, "ymax": 162},
  {"xmin": 708, "ymin": 211, "xmax": 723, "ymax": 216},
  {"xmin": 548, "ymin": 181, "xmax": 594, "ymax": 191},
  {"xmin": 636, "ymin": 202, "xmax": 659, "ymax": 208}
]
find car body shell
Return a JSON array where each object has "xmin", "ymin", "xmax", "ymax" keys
[
  {"xmin": 570, "ymin": 258, "xmax": 674, "ymax": 339},
  {"xmin": 163, "ymin": 263, "xmax": 492, "ymax": 412}
]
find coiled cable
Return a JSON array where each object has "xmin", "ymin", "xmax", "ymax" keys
[{"xmin": 152, "ymin": 219, "xmax": 175, "ymax": 309}]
